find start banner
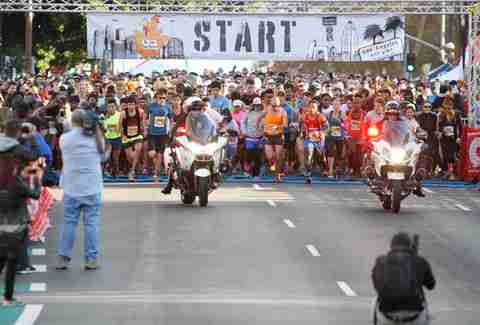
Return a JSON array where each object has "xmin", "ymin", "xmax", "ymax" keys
[{"xmin": 87, "ymin": 13, "xmax": 404, "ymax": 61}]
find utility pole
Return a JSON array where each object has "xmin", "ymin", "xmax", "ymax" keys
[{"xmin": 25, "ymin": 0, "xmax": 33, "ymax": 74}]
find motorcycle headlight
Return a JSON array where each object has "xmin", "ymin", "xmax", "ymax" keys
[{"xmin": 391, "ymin": 148, "xmax": 407, "ymax": 164}]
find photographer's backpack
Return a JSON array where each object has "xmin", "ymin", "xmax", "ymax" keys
[{"xmin": 377, "ymin": 250, "xmax": 420, "ymax": 305}]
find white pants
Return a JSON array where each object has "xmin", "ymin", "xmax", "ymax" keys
[{"xmin": 372, "ymin": 299, "xmax": 431, "ymax": 325}]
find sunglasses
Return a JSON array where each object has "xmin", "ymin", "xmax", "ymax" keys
[{"xmin": 157, "ymin": 96, "xmax": 166, "ymax": 100}]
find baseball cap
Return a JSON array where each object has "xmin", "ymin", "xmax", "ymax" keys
[{"xmin": 233, "ymin": 100, "xmax": 244, "ymax": 107}]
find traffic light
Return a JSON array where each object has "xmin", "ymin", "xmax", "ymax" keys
[{"xmin": 406, "ymin": 53, "xmax": 416, "ymax": 72}]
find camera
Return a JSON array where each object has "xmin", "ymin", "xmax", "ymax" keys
[{"xmin": 83, "ymin": 110, "xmax": 99, "ymax": 136}]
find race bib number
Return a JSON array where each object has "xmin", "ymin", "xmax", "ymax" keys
[
  {"xmin": 351, "ymin": 121, "xmax": 360, "ymax": 131},
  {"xmin": 331, "ymin": 126, "xmax": 341, "ymax": 137},
  {"xmin": 127, "ymin": 125, "xmax": 138, "ymax": 137},
  {"xmin": 108, "ymin": 125, "xmax": 117, "ymax": 133},
  {"xmin": 154, "ymin": 116, "xmax": 166, "ymax": 128},
  {"xmin": 228, "ymin": 137, "xmax": 238, "ymax": 145},
  {"xmin": 443, "ymin": 126, "xmax": 454, "ymax": 137},
  {"xmin": 309, "ymin": 130, "xmax": 322, "ymax": 141}
]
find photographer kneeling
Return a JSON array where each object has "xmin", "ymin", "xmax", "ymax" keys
[{"xmin": 0, "ymin": 119, "xmax": 42, "ymax": 306}]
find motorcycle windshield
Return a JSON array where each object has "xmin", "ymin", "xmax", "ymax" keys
[
  {"xmin": 382, "ymin": 120, "xmax": 411, "ymax": 147},
  {"xmin": 187, "ymin": 111, "xmax": 216, "ymax": 145}
]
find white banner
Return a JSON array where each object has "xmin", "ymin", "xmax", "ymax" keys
[{"xmin": 87, "ymin": 13, "xmax": 405, "ymax": 62}]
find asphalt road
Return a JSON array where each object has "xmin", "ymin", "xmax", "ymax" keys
[{"xmin": 7, "ymin": 183, "xmax": 480, "ymax": 324}]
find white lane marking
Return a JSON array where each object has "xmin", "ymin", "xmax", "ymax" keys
[
  {"xmin": 455, "ymin": 204, "xmax": 472, "ymax": 212},
  {"xmin": 267, "ymin": 200, "xmax": 276, "ymax": 207},
  {"xmin": 32, "ymin": 265, "xmax": 47, "ymax": 273},
  {"xmin": 337, "ymin": 281, "xmax": 357, "ymax": 297},
  {"xmin": 15, "ymin": 304, "xmax": 44, "ymax": 325},
  {"xmin": 31, "ymin": 248, "xmax": 46, "ymax": 256},
  {"xmin": 30, "ymin": 283, "xmax": 47, "ymax": 292},
  {"xmin": 253, "ymin": 184, "xmax": 262, "ymax": 190},
  {"xmin": 283, "ymin": 219, "xmax": 296, "ymax": 228},
  {"xmin": 305, "ymin": 245, "xmax": 321, "ymax": 257},
  {"xmin": 423, "ymin": 188, "xmax": 434, "ymax": 194}
]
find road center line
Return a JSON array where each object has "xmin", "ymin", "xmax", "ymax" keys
[
  {"xmin": 15, "ymin": 304, "xmax": 44, "ymax": 325},
  {"xmin": 455, "ymin": 204, "xmax": 472, "ymax": 212},
  {"xmin": 305, "ymin": 245, "xmax": 321, "ymax": 257},
  {"xmin": 31, "ymin": 248, "xmax": 46, "ymax": 256},
  {"xmin": 337, "ymin": 281, "xmax": 357, "ymax": 296},
  {"xmin": 267, "ymin": 200, "xmax": 276, "ymax": 207},
  {"xmin": 423, "ymin": 188, "xmax": 434, "ymax": 194},
  {"xmin": 30, "ymin": 283, "xmax": 47, "ymax": 292},
  {"xmin": 283, "ymin": 219, "xmax": 296, "ymax": 228},
  {"xmin": 32, "ymin": 265, "xmax": 47, "ymax": 273}
]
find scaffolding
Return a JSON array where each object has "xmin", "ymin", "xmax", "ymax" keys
[{"xmin": 0, "ymin": 0, "xmax": 476, "ymax": 15}]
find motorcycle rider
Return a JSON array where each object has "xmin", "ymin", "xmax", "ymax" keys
[
  {"xmin": 372, "ymin": 232, "xmax": 436, "ymax": 325},
  {"xmin": 161, "ymin": 97, "xmax": 215, "ymax": 194},
  {"xmin": 368, "ymin": 102, "xmax": 426, "ymax": 197}
]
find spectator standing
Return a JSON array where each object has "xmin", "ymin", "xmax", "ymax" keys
[
  {"xmin": 56, "ymin": 109, "xmax": 105, "ymax": 271},
  {"xmin": 0, "ymin": 119, "xmax": 41, "ymax": 306}
]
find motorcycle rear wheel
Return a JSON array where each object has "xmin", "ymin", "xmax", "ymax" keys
[{"xmin": 198, "ymin": 177, "xmax": 209, "ymax": 207}]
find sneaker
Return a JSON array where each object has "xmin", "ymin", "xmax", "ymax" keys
[
  {"xmin": 128, "ymin": 170, "xmax": 136, "ymax": 182},
  {"xmin": 84, "ymin": 260, "xmax": 99, "ymax": 271},
  {"xmin": 2, "ymin": 299, "xmax": 25, "ymax": 307},
  {"xmin": 56, "ymin": 255, "xmax": 71, "ymax": 270}
]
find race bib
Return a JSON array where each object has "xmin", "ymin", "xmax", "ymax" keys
[
  {"xmin": 108, "ymin": 125, "xmax": 117, "ymax": 133},
  {"xmin": 351, "ymin": 121, "xmax": 360, "ymax": 131},
  {"xmin": 331, "ymin": 126, "xmax": 341, "ymax": 137},
  {"xmin": 309, "ymin": 130, "xmax": 322, "ymax": 141},
  {"xmin": 228, "ymin": 137, "xmax": 238, "ymax": 145},
  {"xmin": 127, "ymin": 125, "xmax": 138, "ymax": 137},
  {"xmin": 443, "ymin": 126, "xmax": 454, "ymax": 137},
  {"xmin": 154, "ymin": 116, "xmax": 166, "ymax": 128}
]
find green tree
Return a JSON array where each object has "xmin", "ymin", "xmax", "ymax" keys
[
  {"xmin": 384, "ymin": 16, "xmax": 404, "ymax": 39},
  {"xmin": 364, "ymin": 24, "xmax": 384, "ymax": 45}
]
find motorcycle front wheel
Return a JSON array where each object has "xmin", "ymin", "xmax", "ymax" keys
[
  {"xmin": 198, "ymin": 177, "xmax": 209, "ymax": 207},
  {"xmin": 181, "ymin": 191, "xmax": 196, "ymax": 205},
  {"xmin": 392, "ymin": 180, "xmax": 402, "ymax": 213},
  {"xmin": 382, "ymin": 195, "xmax": 391, "ymax": 210}
]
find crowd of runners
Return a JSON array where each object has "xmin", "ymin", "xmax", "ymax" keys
[{"xmin": 0, "ymin": 68, "xmax": 467, "ymax": 183}]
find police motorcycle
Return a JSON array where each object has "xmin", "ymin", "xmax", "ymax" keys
[
  {"xmin": 163, "ymin": 99, "xmax": 228, "ymax": 207},
  {"xmin": 364, "ymin": 114, "xmax": 426, "ymax": 213}
]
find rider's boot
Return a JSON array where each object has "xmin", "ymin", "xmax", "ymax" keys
[
  {"xmin": 413, "ymin": 186, "xmax": 426, "ymax": 197},
  {"xmin": 161, "ymin": 177, "xmax": 173, "ymax": 195}
]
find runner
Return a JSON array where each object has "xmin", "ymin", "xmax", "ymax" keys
[
  {"xmin": 146, "ymin": 89, "xmax": 172, "ymax": 183},
  {"xmin": 262, "ymin": 96, "xmax": 288, "ymax": 182},
  {"xmin": 119, "ymin": 95, "xmax": 145, "ymax": 182},
  {"xmin": 302, "ymin": 101, "xmax": 329, "ymax": 183},
  {"xmin": 103, "ymin": 99, "xmax": 122, "ymax": 178}
]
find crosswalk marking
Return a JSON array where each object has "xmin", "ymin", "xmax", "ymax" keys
[
  {"xmin": 267, "ymin": 200, "xmax": 277, "ymax": 207},
  {"xmin": 15, "ymin": 304, "xmax": 44, "ymax": 325},
  {"xmin": 30, "ymin": 283, "xmax": 47, "ymax": 292},
  {"xmin": 337, "ymin": 281, "xmax": 357, "ymax": 296},
  {"xmin": 283, "ymin": 219, "xmax": 296, "ymax": 228},
  {"xmin": 306, "ymin": 245, "xmax": 321, "ymax": 257},
  {"xmin": 455, "ymin": 204, "xmax": 472, "ymax": 212},
  {"xmin": 31, "ymin": 265, "xmax": 47, "ymax": 273}
]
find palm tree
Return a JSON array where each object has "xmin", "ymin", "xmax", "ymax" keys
[
  {"xmin": 384, "ymin": 16, "xmax": 404, "ymax": 39},
  {"xmin": 364, "ymin": 24, "xmax": 384, "ymax": 45}
]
